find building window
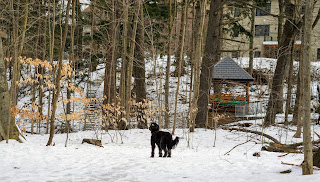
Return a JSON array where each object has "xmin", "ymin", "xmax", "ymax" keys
[
  {"xmin": 232, "ymin": 51, "xmax": 240, "ymax": 58},
  {"xmin": 254, "ymin": 51, "xmax": 261, "ymax": 58},
  {"xmin": 234, "ymin": 8, "xmax": 240, "ymax": 17},
  {"xmin": 317, "ymin": 48, "xmax": 320, "ymax": 60},
  {"xmin": 255, "ymin": 25, "xmax": 270, "ymax": 36},
  {"xmin": 233, "ymin": 27, "xmax": 240, "ymax": 37},
  {"xmin": 256, "ymin": 2, "xmax": 271, "ymax": 16}
]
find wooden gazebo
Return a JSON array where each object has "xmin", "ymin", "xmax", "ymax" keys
[{"xmin": 209, "ymin": 56, "xmax": 254, "ymax": 113}]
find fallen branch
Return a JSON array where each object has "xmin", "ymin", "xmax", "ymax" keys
[
  {"xmin": 222, "ymin": 127, "xmax": 320, "ymax": 153},
  {"xmin": 224, "ymin": 139, "xmax": 252, "ymax": 155},
  {"xmin": 222, "ymin": 127, "xmax": 281, "ymax": 144},
  {"xmin": 82, "ymin": 138, "xmax": 103, "ymax": 147},
  {"xmin": 281, "ymin": 162, "xmax": 320, "ymax": 171},
  {"xmin": 272, "ymin": 124, "xmax": 296, "ymax": 132},
  {"xmin": 278, "ymin": 153, "xmax": 290, "ymax": 158}
]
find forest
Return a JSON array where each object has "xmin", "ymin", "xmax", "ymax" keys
[{"xmin": 1, "ymin": 0, "xmax": 320, "ymax": 181}]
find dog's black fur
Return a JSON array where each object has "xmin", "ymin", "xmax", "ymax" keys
[{"xmin": 149, "ymin": 123, "xmax": 179, "ymax": 157}]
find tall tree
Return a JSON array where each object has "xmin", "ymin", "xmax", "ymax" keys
[
  {"xmin": 172, "ymin": 0, "xmax": 188, "ymax": 135},
  {"xmin": 195, "ymin": 0, "xmax": 223, "ymax": 128},
  {"xmin": 174, "ymin": 1, "xmax": 187, "ymax": 77},
  {"xmin": 0, "ymin": 30, "xmax": 22, "ymax": 142},
  {"xmin": 134, "ymin": 1, "xmax": 147, "ymax": 129},
  {"xmin": 301, "ymin": 0, "xmax": 313, "ymax": 175},
  {"xmin": 164, "ymin": 0, "xmax": 174, "ymax": 129},
  {"xmin": 189, "ymin": 0, "xmax": 206, "ymax": 132},
  {"xmin": 47, "ymin": 0, "xmax": 72, "ymax": 146},
  {"xmin": 120, "ymin": 0, "xmax": 129, "ymax": 120},
  {"xmin": 264, "ymin": 0, "xmax": 297, "ymax": 126},
  {"xmin": 134, "ymin": 0, "xmax": 146, "ymax": 104},
  {"xmin": 248, "ymin": 1, "xmax": 255, "ymax": 75},
  {"xmin": 126, "ymin": 0, "xmax": 141, "ymax": 123}
]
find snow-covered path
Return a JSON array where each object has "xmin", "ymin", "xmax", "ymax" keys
[{"xmin": 1, "ymin": 127, "xmax": 319, "ymax": 182}]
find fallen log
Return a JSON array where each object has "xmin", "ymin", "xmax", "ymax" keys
[
  {"xmin": 262, "ymin": 144, "xmax": 301, "ymax": 153},
  {"xmin": 82, "ymin": 138, "xmax": 103, "ymax": 147}
]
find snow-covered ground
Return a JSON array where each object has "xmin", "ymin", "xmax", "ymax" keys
[
  {"xmin": 1, "ymin": 120, "xmax": 320, "ymax": 182},
  {"xmin": 2, "ymin": 56, "xmax": 320, "ymax": 181}
]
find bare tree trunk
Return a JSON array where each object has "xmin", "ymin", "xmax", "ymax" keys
[
  {"xmin": 172, "ymin": 0, "xmax": 188, "ymax": 135},
  {"xmin": 7, "ymin": 0, "xmax": 22, "ymax": 142},
  {"xmin": 120, "ymin": 0, "xmax": 129, "ymax": 119},
  {"xmin": 195, "ymin": 0, "xmax": 222, "ymax": 128},
  {"xmin": 277, "ymin": 0, "xmax": 285, "ymax": 43},
  {"xmin": 134, "ymin": 2, "xmax": 147, "ymax": 128},
  {"xmin": 47, "ymin": 0, "xmax": 56, "ymax": 134},
  {"xmin": 31, "ymin": 68, "xmax": 36, "ymax": 134},
  {"xmin": 293, "ymin": 64, "xmax": 303, "ymax": 138},
  {"xmin": 284, "ymin": 41, "xmax": 294, "ymax": 125},
  {"xmin": 19, "ymin": 0, "xmax": 29, "ymax": 56},
  {"xmin": 248, "ymin": 2, "xmax": 255, "ymax": 75},
  {"xmin": 10, "ymin": 0, "xmax": 19, "ymax": 109},
  {"xmin": 264, "ymin": 1, "xmax": 296, "ymax": 126},
  {"xmin": 0, "ymin": 36, "xmax": 14, "ymax": 142},
  {"xmin": 301, "ymin": 0, "xmax": 313, "ymax": 175},
  {"xmin": 134, "ymin": 2, "xmax": 146, "ymax": 103},
  {"xmin": 47, "ymin": 0, "xmax": 72, "ymax": 146},
  {"xmin": 164, "ymin": 0, "xmax": 174, "ymax": 129},
  {"xmin": 66, "ymin": 0, "xmax": 77, "ymax": 134},
  {"xmin": 126, "ymin": 0, "xmax": 141, "ymax": 123},
  {"xmin": 174, "ymin": 1, "xmax": 187, "ymax": 77},
  {"xmin": 189, "ymin": 0, "xmax": 206, "ymax": 132},
  {"xmin": 37, "ymin": 0, "xmax": 47, "ymax": 134},
  {"xmin": 110, "ymin": 0, "xmax": 118, "ymax": 104}
]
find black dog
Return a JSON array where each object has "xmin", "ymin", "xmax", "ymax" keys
[{"xmin": 149, "ymin": 123, "xmax": 179, "ymax": 157}]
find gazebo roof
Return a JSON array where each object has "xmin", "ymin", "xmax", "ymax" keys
[{"xmin": 213, "ymin": 56, "xmax": 254, "ymax": 82}]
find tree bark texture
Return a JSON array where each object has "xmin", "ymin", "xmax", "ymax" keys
[
  {"xmin": 125, "ymin": 0, "xmax": 141, "ymax": 122},
  {"xmin": 0, "ymin": 37, "xmax": 21, "ymax": 142},
  {"xmin": 264, "ymin": 1, "xmax": 296, "ymax": 126},
  {"xmin": 172, "ymin": 0, "xmax": 188, "ymax": 135},
  {"xmin": 301, "ymin": 0, "xmax": 313, "ymax": 175},
  {"xmin": 164, "ymin": 0, "xmax": 174, "ymax": 129},
  {"xmin": 248, "ymin": 3, "xmax": 255, "ymax": 75},
  {"xmin": 189, "ymin": 0, "xmax": 206, "ymax": 132},
  {"xmin": 134, "ymin": 2, "xmax": 146, "ymax": 104},
  {"xmin": 195, "ymin": 0, "xmax": 222, "ymax": 128}
]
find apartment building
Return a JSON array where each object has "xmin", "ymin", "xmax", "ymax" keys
[{"xmin": 222, "ymin": 0, "xmax": 320, "ymax": 61}]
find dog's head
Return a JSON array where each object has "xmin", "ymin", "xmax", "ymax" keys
[{"xmin": 149, "ymin": 123, "xmax": 159, "ymax": 133}]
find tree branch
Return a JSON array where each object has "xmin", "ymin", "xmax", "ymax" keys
[
  {"xmin": 222, "ymin": 127, "xmax": 281, "ymax": 144},
  {"xmin": 312, "ymin": 7, "xmax": 320, "ymax": 29},
  {"xmin": 224, "ymin": 139, "xmax": 252, "ymax": 155}
]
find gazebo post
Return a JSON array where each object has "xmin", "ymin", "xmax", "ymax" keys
[{"xmin": 246, "ymin": 81, "xmax": 250, "ymax": 105}]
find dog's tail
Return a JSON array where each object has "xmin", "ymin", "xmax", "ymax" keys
[{"xmin": 172, "ymin": 137, "xmax": 179, "ymax": 149}]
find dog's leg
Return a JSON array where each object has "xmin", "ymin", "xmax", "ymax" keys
[
  {"xmin": 168, "ymin": 150, "xmax": 171, "ymax": 157},
  {"xmin": 160, "ymin": 138, "xmax": 168, "ymax": 157},
  {"xmin": 157, "ymin": 144, "xmax": 162, "ymax": 157},
  {"xmin": 151, "ymin": 138, "xmax": 156, "ymax": 157},
  {"xmin": 163, "ymin": 149, "xmax": 168, "ymax": 157}
]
